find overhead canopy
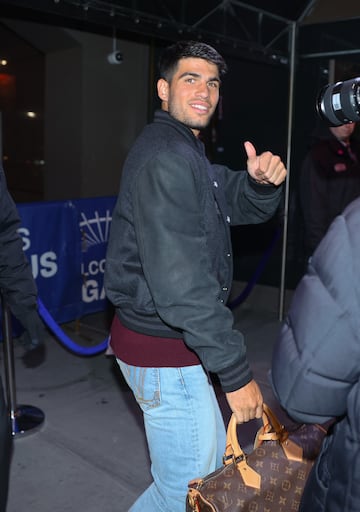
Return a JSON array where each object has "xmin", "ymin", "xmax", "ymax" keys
[{"xmin": 1, "ymin": 0, "xmax": 360, "ymax": 64}]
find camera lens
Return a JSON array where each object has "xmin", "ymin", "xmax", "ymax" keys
[{"xmin": 316, "ymin": 77, "xmax": 360, "ymax": 126}]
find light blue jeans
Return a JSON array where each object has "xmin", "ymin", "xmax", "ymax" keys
[{"xmin": 117, "ymin": 360, "xmax": 226, "ymax": 512}]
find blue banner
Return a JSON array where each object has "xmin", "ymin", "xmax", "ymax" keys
[
  {"xmin": 73, "ymin": 197, "xmax": 116, "ymax": 316},
  {"xmin": 15, "ymin": 196, "xmax": 117, "ymax": 324}
]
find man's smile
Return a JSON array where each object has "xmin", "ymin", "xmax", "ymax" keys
[{"xmin": 189, "ymin": 102, "xmax": 211, "ymax": 113}]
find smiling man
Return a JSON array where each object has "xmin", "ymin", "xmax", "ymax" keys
[
  {"xmin": 157, "ymin": 57, "xmax": 220, "ymax": 133},
  {"xmin": 104, "ymin": 40, "xmax": 287, "ymax": 512}
]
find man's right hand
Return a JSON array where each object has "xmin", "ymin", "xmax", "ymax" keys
[{"xmin": 225, "ymin": 379, "xmax": 263, "ymax": 423}]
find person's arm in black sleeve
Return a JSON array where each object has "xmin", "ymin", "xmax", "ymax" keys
[
  {"xmin": 0, "ymin": 167, "xmax": 46, "ymax": 367},
  {"xmin": 219, "ymin": 140, "xmax": 285, "ymax": 225},
  {"xmin": 218, "ymin": 166, "xmax": 283, "ymax": 225}
]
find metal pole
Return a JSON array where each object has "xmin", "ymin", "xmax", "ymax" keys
[
  {"xmin": 1, "ymin": 294, "xmax": 17, "ymax": 433},
  {"xmin": 278, "ymin": 21, "xmax": 297, "ymax": 321},
  {"xmin": 1, "ymin": 292, "xmax": 45, "ymax": 437},
  {"xmin": 301, "ymin": 48, "xmax": 360, "ymax": 59}
]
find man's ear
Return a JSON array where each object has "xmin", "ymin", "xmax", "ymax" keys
[{"xmin": 157, "ymin": 78, "xmax": 169, "ymax": 102}]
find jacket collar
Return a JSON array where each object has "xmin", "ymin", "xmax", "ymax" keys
[{"xmin": 154, "ymin": 109, "xmax": 203, "ymax": 151}]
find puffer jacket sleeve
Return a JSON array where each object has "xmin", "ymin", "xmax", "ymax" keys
[{"xmin": 271, "ymin": 197, "xmax": 360, "ymax": 423}]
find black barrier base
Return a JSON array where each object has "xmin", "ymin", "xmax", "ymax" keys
[{"xmin": 11, "ymin": 404, "xmax": 45, "ymax": 437}]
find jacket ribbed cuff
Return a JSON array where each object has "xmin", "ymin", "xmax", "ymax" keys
[{"xmin": 217, "ymin": 359, "xmax": 253, "ymax": 393}]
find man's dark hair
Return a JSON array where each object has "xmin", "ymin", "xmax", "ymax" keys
[{"xmin": 159, "ymin": 40, "xmax": 228, "ymax": 82}]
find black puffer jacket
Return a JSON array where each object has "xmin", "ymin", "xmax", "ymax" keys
[
  {"xmin": 105, "ymin": 110, "xmax": 283, "ymax": 392},
  {"xmin": 272, "ymin": 197, "xmax": 360, "ymax": 512}
]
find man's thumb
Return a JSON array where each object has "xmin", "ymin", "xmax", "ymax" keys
[{"xmin": 244, "ymin": 141, "xmax": 257, "ymax": 160}]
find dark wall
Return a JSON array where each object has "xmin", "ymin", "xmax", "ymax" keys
[
  {"xmin": 218, "ymin": 57, "xmax": 289, "ymax": 168},
  {"xmin": 0, "ymin": 23, "xmax": 45, "ymax": 202},
  {"xmin": 215, "ymin": 57, "xmax": 290, "ymax": 289}
]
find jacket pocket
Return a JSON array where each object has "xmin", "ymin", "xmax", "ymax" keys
[{"xmin": 117, "ymin": 360, "xmax": 161, "ymax": 411}]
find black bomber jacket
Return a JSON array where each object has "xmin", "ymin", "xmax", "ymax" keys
[{"xmin": 105, "ymin": 110, "xmax": 283, "ymax": 392}]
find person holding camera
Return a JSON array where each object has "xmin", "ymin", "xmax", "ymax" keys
[
  {"xmin": 0, "ymin": 165, "xmax": 46, "ymax": 511},
  {"xmin": 299, "ymin": 121, "xmax": 360, "ymax": 259},
  {"xmin": 104, "ymin": 40, "xmax": 287, "ymax": 512}
]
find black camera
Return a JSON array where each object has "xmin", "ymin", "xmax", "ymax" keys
[{"xmin": 316, "ymin": 77, "xmax": 360, "ymax": 126}]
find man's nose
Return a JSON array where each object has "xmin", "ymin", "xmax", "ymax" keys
[{"xmin": 195, "ymin": 81, "xmax": 209, "ymax": 98}]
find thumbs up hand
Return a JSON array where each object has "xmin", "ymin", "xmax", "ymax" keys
[{"xmin": 244, "ymin": 141, "xmax": 287, "ymax": 186}]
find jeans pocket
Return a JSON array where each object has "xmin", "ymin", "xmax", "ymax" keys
[{"xmin": 117, "ymin": 360, "xmax": 161, "ymax": 411}]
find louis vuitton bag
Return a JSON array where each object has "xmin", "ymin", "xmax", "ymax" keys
[{"xmin": 186, "ymin": 404, "xmax": 326, "ymax": 512}]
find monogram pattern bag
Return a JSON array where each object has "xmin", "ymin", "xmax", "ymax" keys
[{"xmin": 186, "ymin": 404, "xmax": 326, "ymax": 512}]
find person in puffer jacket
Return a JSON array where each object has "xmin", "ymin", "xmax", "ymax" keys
[{"xmin": 271, "ymin": 196, "xmax": 360, "ymax": 512}]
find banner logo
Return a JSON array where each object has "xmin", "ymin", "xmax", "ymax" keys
[{"xmin": 79, "ymin": 209, "xmax": 113, "ymax": 304}]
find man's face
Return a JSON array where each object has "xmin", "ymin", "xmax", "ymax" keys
[
  {"xmin": 330, "ymin": 122, "xmax": 356, "ymax": 142},
  {"xmin": 157, "ymin": 57, "xmax": 220, "ymax": 136}
]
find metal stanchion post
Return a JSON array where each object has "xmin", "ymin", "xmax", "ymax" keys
[{"xmin": 1, "ymin": 293, "xmax": 45, "ymax": 436}]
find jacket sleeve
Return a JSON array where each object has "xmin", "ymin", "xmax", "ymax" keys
[
  {"xmin": 132, "ymin": 151, "xmax": 252, "ymax": 392},
  {"xmin": 214, "ymin": 165, "xmax": 283, "ymax": 225},
  {"xmin": 271, "ymin": 200, "xmax": 360, "ymax": 423},
  {"xmin": 0, "ymin": 167, "xmax": 42, "ymax": 338}
]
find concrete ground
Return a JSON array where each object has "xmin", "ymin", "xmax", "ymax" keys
[{"xmin": 2, "ymin": 283, "xmax": 295, "ymax": 512}]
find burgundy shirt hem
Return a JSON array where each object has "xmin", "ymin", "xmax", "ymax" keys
[{"xmin": 110, "ymin": 314, "xmax": 201, "ymax": 367}]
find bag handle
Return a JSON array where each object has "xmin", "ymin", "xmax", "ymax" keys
[
  {"xmin": 255, "ymin": 404, "xmax": 304, "ymax": 462},
  {"xmin": 223, "ymin": 403, "xmax": 304, "ymax": 489}
]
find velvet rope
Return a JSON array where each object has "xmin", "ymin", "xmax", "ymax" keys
[
  {"xmin": 38, "ymin": 298, "xmax": 109, "ymax": 356},
  {"xmin": 228, "ymin": 225, "xmax": 282, "ymax": 310}
]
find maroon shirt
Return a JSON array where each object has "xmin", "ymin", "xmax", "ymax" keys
[{"xmin": 110, "ymin": 314, "xmax": 201, "ymax": 367}]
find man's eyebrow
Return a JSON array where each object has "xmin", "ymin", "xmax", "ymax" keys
[{"xmin": 178, "ymin": 72, "xmax": 220, "ymax": 82}]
